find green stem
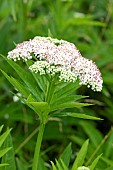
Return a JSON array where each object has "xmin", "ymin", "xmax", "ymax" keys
[
  {"xmin": 32, "ymin": 122, "xmax": 45, "ymax": 170},
  {"xmin": 32, "ymin": 77, "xmax": 56, "ymax": 170},
  {"xmin": 46, "ymin": 80, "xmax": 55, "ymax": 104}
]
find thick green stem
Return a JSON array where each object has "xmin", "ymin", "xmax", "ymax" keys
[{"xmin": 32, "ymin": 122, "xmax": 45, "ymax": 170}]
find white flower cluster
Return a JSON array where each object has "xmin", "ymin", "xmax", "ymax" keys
[
  {"xmin": 7, "ymin": 36, "xmax": 103, "ymax": 91},
  {"xmin": 77, "ymin": 166, "xmax": 90, "ymax": 170},
  {"xmin": 29, "ymin": 61, "xmax": 77, "ymax": 82}
]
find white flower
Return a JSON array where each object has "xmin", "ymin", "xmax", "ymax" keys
[
  {"xmin": 77, "ymin": 166, "xmax": 90, "ymax": 170},
  {"xmin": 7, "ymin": 36, "xmax": 103, "ymax": 91},
  {"xmin": 13, "ymin": 92, "xmax": 24, "ymax": 103},
  {"xmin": 13, "ymin": 93, "xmax": 22, "ymax": 102}
]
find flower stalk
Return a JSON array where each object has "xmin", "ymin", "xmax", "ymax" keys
[
  {"xmin": 45, "ymin": 79, "xmax": 55, "ymax": 104},
  {"xmin": 32, "ymin": 122, "xmax": 45, "ymax": 170},
  {"xmin": 32, "ymin": 77, "xmax": 55, "ymax": 170}
]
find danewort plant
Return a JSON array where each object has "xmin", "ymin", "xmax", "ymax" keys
[{"xmin": 1, "ymin": 36, "xmax": 103, "ymax": 170}]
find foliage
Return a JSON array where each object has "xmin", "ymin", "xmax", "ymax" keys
[
  {"xmin": 0, "ymin": 125, "xmax": 15, "ymax": 169},
  {"xmin": 51, "ymin": 140, "xmax": 102, "ymax": 170}
]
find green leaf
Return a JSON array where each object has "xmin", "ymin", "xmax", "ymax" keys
[
  {"xmin": 51, "ymin": 161, "xmax": 57, "ymax": 170},
  {"xmin": 80, "ymin": 121, "xmax": 103, "ymax": 148},
  {"xmin": 56, "ymin": 159, "xmax": 63, "ymax": 170},
  {"xmin": 28, "ymin": 102, "xmax": 50, "ymax": 114},
  {"xmin": 26, "ymin": 60, "xmax": 47, "ymax": 94},
  {"xmin": 25, "ymin": 94, "xmax": 40, "ymax": 114},
  {"xmin": 104, "ymin": 131, "xmax": 113, "ymax": 157},
  {"xmin": 0, "ymin": 148, "xmax": 12, "ymax": 159},
  {"xmin": 89, "ymin": 154, "xmax": 102, "ymax": 170},
  {"xmin": 31, "ymin": 72, "xmax": 47, "ymax": 95},
  {"xmin": 1, "ymin": 55, "xmax": 43, "ymax": 101},
  {"xmin": 52, "ymin": 94, "xmax": 87, "ymax": 106},
  {"xmin": 103, "ymin": 166, "xmax": 113, "ymax": 170},
  {"xmin": 1, "ymin": 132, "xmax": 16, "ymax": 170},
  {"xmin": 26, "ymin": 94, "xmax": 35, "ymax": 102},
  {"xmin": 67, "ymin": 17, "xmax": 106, "ymax": 26},
  {"xmin": 101, "ymin": 156, "xmax": 113, "ymax": 166},
  {"xmin": 38, "ymin": 157, "xmax": 48, "ymax": 170},
  {"xmin": 0, "ymin": 129, "xmax": 12, "ymax": 148},
  {"xmin": 58, "ymin": 143, "xmax": 72, "ymax": 168},
  {"xmin": 8, "ymin": 0, "xmax": 17, "ymax": 21},
  {"xmin": 64, "ymin": 112, "xmax": 102, "ymax": 120},
  {"xmin": 59, "ymin": 159, "xmax": 68, "ymax": 170},
  {"xmin": 54, "ymin": 81, "xmax": 80, "ymax": 99},
  {"xmin": 0, "ymin": 164, "xmax": 8, "ymax": 167},
  {"xmin": 27, "ymin": 102, "xmax": 50, "ymax": 122},
  {"xmin": 69, "ymin": 135, "xmax": 84, "ymax": 146},
  {"xmin": 0, "ymin": 125, "xmax": 4, "ymax": 133},
  {"xmin": 15, "ymin": 157, "xmax": 28, "ymax": 170},
  {"xmin": 50, "ymin": 102, "xmax": 91, "ymax": 111},
  {"xmin": 1, "ymin": 69, "xmax": 30, "ymax": 98},
  {"xmin": 72, "ymin": 139, "xmax": 89, "ymax": 170}
]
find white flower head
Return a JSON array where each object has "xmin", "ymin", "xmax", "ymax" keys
[
  {"xmin": 7, "ymin": 36, "xmax": 103, "ymax": 91},
  {"xmin": 77, "ymin": 166, "xmax": 90, "ymax": 170}
]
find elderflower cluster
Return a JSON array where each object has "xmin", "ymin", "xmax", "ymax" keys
[
  {"xmin": 7, "ymin": 36, "xmax": 103, "ymax": 91},
  {"xmin": 77, "ymin": 166, "xmax": 90, "ymax": 170},
  {"xmin": 29, "ymin": 61, "xmax": 77, "ymax": 82}
]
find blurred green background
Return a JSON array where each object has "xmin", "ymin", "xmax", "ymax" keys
[{"xmin": 0, "ymin": 0, "xmax": 113, "ymax": 169}]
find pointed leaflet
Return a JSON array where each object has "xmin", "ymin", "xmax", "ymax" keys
[
  {"xmin": 67, "ymin": 17, "xmax": 106, "ymax": 27},
  {"xmin": 54, "ymin": 81, "xmax": 80, "ymax": 99},
  {"xmin": 50, "ymin": 161, "xmax": 57, "ymax": 170},
  {"xmin": 56, "ymin": 159, "xmax": 68, "ymax": 170},
  {"xmin": 0, "ymin": 127, "xmax": 12, "ymax": 168},
  {"xmin": 50, "ymin": 102, "xmax": 91, "ymax": 112},
  {"xmin": 27, "ymin": 102, "xmax": 50, "ymax": 122},
  {"xmin": 89, "ymin": 154, "xmax": 102, "ymax": 170},
  {"xmin": 0, "ymin": 164, "xmax": 8, "ymax": 168},
  {"xmin": 80, "ymin": 121, "xmax": 103, "ymax": 148},
  {"xmin": 51, "ymin": 112, "xmax": 101, "ymax": 120},
  {"xmin": 69, "ymin": 135, "xmax": 84, "ymax": 146},
  {"xmin": 59, "ymin": 159, "xmax": 68, "ymax": 170},
  {"xmin": 0, "ymin": 148, "xmax": 12, "ymax": 159},
  {"xmin": 104, "ymin": 130, "xmax": 113, "ymax": 157},
  {"xmin": 25, "ymin": 95, "xmax": 45, "ymax": 119},
  {"xmin": 0, "ymin": 125, "xmax": 4, "ymax": 133},
  {"xmin": 31, "ymin": 72, "xmax": 47, "ymax": 95},
  {"xmin": 58, "ymin": 143, "xmax": 72, "ymax": 168},
  {"xmin": 0, "ymin": 129, "xmax": 12, "ymax": 148},
  {"xmin": 26, "ymin": 60, "xmax": 47, "ymax": 94},
  {"xmin": 101, "ymin": 156, "xmax": 113, "ymax": 166},
  {"xmin": 72, "ymin": 139, "xmax": 89, "ymax": 170},
  {"xmin": 26, "ymin": 94, "xmax": 35, "ymax": 103},
  {"xmin": 1, "ymin": 55, "xmax": 43, "ymax": 101},
  {"xmin": 27, "ymin": 102, "xmax": 50, "ymax": 114},
  {"xmin": 1, "ymin": 69, "xmax": 29, "ymax": 98},
  {"xmin": 56, "ymin": 159, "xmax": 63, "ymax": 170},
  {"xmin": 64, "ymin": 112, "xmax": 102, "ymax": 120},
  {"xmin": 15, "ymin": 157, "xmax": 28, "ymax": 170},
  {"xmin": 51, "ymin": 95, "xmax": 87, "ymax": 106},
  {"xmin": 1, "ymin": 132, "xmax": 16, "ymax": 170}
]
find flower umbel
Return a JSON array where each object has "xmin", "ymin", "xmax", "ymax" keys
[{"xmin": 7, "ymin": 36, "xmax": 103, "ymax": 91}]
